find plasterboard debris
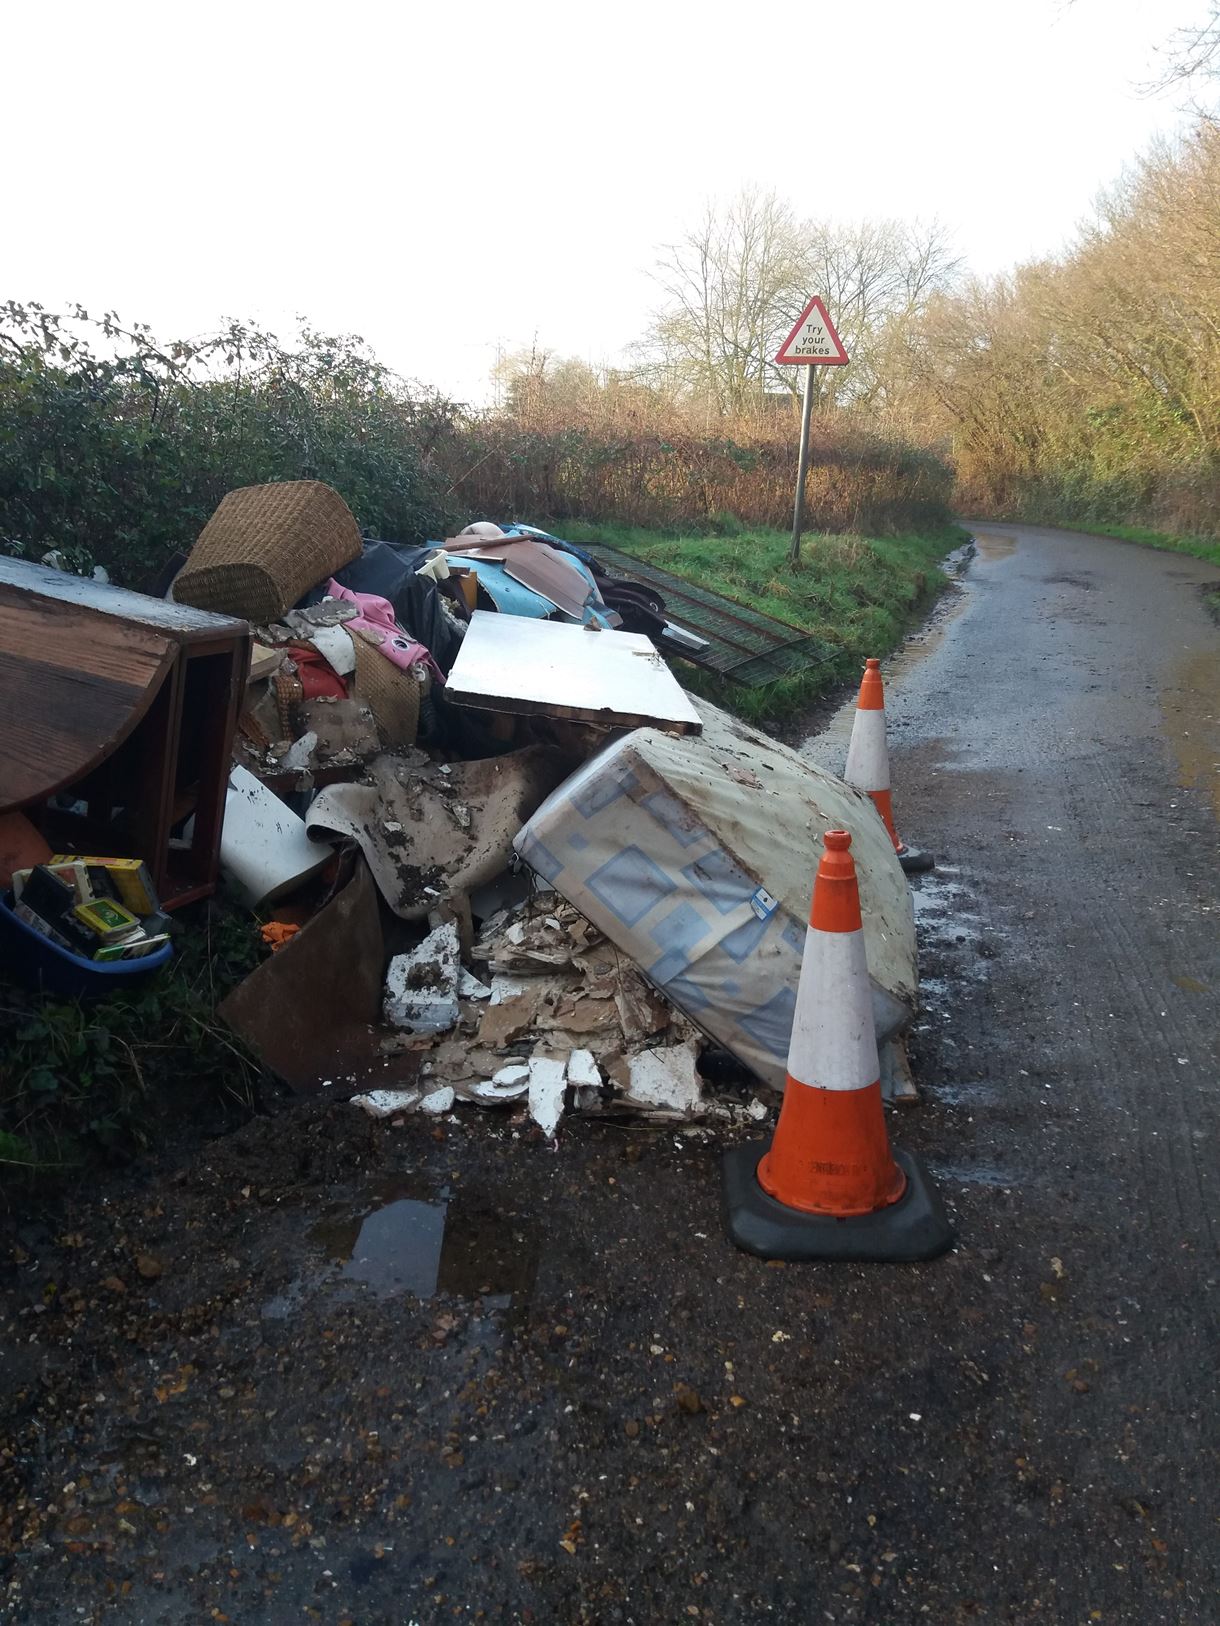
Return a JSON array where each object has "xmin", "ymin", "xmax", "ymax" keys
[
  {"xmin": 458, "ymin": 967, "xmax": 492, "ymax": 1000},
  {"xmin": 351, "ymin": 1088, "xmax": 422, "ymax": 1119},
  {"xmin": 527, "ymin": 1053, "xmax": 568, "ymax": 1139},
  {"xmin": 419, "ymin": 1086, "xmax": 456, "ymax": 1115},
  {"xmin": 356, "ymin": 888, "xmax": 767, "ymax": 1137},
  {"xmin": 383, "ymin": 921, "xmax": 461, "ymax": 1033}
]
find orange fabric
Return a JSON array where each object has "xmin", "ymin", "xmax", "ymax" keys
[
  {"xmin": 856, "ymin": 657, "xmax": 885, "ymax": 710},
  {"xmin": 260, "ymin": 922, "xmax": 300, "ymax": 951},
  {"xmin": 808, "ymin": 829, "xmax": 863, "ymax": 933},
  {"xmin": 759, "ymin": 1080, "xmax": 906, "ymax": 1216}
]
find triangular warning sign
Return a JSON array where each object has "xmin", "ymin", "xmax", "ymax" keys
[{"xmin": 775, "ymin": 296, "xmax": 849, "ymax": 365}]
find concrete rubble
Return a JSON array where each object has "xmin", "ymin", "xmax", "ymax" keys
[
  {"xmin": 360, "ymin": 889, "xmax": 771, "ymax": 1139},
  {"xmin": 383, "ymin": 920, "xmax": 462, "ymax": 1034}
]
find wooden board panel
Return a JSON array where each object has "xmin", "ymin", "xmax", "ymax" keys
[
  {"xmin": 445, "ymin": 611, "xmax": 702, "ymax": 734},
  {"xmin": 0, "ymin": 642, "xmax": 175, "ymax": 811},
  {"xmin": 0, "ymin": 560, "xmax": 247, "ymax": 813},
  {"xmin": 0, "ymin": 590, "xmax": 171, "ymax": 679},
  {"xmin": 0, "ymin": 556, "xmax": 248, "ymax": 640}
]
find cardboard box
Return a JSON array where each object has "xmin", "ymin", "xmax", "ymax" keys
[
  {"xmin": 14, "ymin": 900, "xmax": 77, "ymax": 953},
  {"xmin": 50, "ymin": 856, "xmax": 160, "ymax": 916},
  {"xmin": 73, "ymin": 897, "xmax": 142, "ymax": 943}
]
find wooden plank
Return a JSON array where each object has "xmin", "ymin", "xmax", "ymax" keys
[
  {"xmin": 171, "ymin": 644, "xmax": 250, "ymax": 904},
  {"xmin": 0, "ymin": 591, "xmax": 172, "ymax": 679},
  {"xmin": 0, "ymin": 556, "xmax": 248, "ymax": 640},
  {"xmin": 445, "ymin": 611, "xmax": 702, "ymax": 734}
]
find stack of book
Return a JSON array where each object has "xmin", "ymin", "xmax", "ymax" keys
[{"xmin": 10, "ymin": 857, "xmax": 170, "ymax": 962}]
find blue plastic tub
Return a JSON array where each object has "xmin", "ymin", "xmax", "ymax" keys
[{"xmin": 0, "ymin": 891, "xmax": 173, "ymax": 1000}]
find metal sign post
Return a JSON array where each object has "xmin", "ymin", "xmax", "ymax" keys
[
  {"xmin": 789, "ymin": 365, "xmax": 817, "ymax": 566},
  {"xmin": 774, "ymin": 295, "xmax": 850, "ymax": 568}
]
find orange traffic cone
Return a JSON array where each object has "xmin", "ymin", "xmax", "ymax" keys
[
  {"xmin": 723, "ymin": 830, "xmax": 952, "ymax": 1262},
  {"xmin": 844, "ymin": 659, "xmax": 933, "ymax": 875}
]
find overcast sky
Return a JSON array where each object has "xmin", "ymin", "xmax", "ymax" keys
[{"xmin": 2, "ymin": 0, "xmax": 1206, "ymax": 403}]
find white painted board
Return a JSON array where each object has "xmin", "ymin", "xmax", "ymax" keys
[
  {"xmin": 220, "ymin": 765, "xmax": 334, "ymax": 907},
  {"xmin": 445, "ymin": 611, "xmax": 702, "ymax": 734}
]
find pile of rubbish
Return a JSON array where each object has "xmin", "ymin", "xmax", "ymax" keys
[
  {"xmin": 354, "ymin": 890, "xmax": 752, "ymax": 1136},
  {"xmin": 0, "ymin": 478, "xmax": 922, "ymax": 1140}
]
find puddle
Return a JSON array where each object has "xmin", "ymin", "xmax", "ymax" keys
[
  {"xmin": 263, "ymin": 1177, "xmax": 539, "ymax": 1319},
  {"xmin": 932, "ymin": 1080, "xmax": 1004, "ymax": 1107},
  {"xmin": 1160, "ymin": 647, "xmax": 1220, "ymax": 821},
  {"xmin": 970, "ymin": 528, "xmax": 1019, "ymax": 561},
  {"xmin": 928, "ymin": 1161, "xmax": 1018, "ymax": 1189},
  {"xmin": 312, "ymin": 1194, "xmax": 449, "ymax": 1297},
  {"xmin": 940, "ymin": 540, "xmax": 976, "ymax": 578}
]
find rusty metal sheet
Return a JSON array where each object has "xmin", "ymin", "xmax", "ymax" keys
[
  {"xmin": 579, "ymin": 541, "xmax": 836, "ymax": 687},
  {"xmin": 219, "ymin": 860, "xmax": 418, "ymax": 1098}
]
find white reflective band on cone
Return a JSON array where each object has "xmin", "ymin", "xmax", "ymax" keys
[
  {"xmin": 786, "ymin": 926, "xmax": 880, "ymax": 1093},
  {"xmin": 844, "ymin": 707, "xmax": 890, "ymax": 793}
]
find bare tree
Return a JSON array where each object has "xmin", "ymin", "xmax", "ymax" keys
[
  {"xmin": 788, "ymin": 218, "xmax": 961, "ymax": 410},
  {"xmin": 640, "ymin": 193, "xmax": 959, "ymax": 421},
  {"xmin": 1150, "ymin": 4, "xmax": 1220, "ymax": 92},
  {"xmin": 641, "ymin": 189, "xmax": 806, "ymax": 420}
]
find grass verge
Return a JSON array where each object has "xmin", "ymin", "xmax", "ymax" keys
[
  {"xmin": 559, "ymin": 518, "xmax": 970, "ymax": 727},
  {"xmin": 1068, "ymin": 523, "xmax": 1220, "ymax": 570},
  {"xmin": 0, "ymin": 899, "xmax": 267, "ymax": 1199}
]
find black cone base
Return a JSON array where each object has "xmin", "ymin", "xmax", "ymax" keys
[
  {"xmin": 722, "ymin": 1145, "xmax": 954, "ymax": 1264},
  {"xmin": 898, "ymin": 847, "xmax": 935, "ymax": 875}
]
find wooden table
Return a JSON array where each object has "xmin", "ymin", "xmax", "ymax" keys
[{"xmin": 0, "ymin": 558, "xmax": 250, "ymax": 909}]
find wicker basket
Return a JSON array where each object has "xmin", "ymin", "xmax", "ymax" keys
[
  {"xmin": 352, "ymin": 636, "xmax": 421, "ymax": 748},
  {"xmin": 174, "ymin": 481, "xmax": 363, "ymax": 622}
]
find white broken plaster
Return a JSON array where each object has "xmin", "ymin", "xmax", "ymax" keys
[
  {"xmin": 493, "ymin": 1062, "xmax": 530, "ymax": 1088},
  {"xmin": 463, "ymin": 1064, "xmax": 531, "ymax": 1106},
  {"xmin": 283, "ymin": 731, "xmax": 318, "ymax": 771},
  {"xmin": 458, "ymin": 967, "xmax": 492, "ymax": 1000},
  {"xmin": 620, "ymin": 1041, "xmax": 703, "ymax": 1116},
  {"xmin": 488, "ymin": 974, "xmax": 527, "ymax": 1006},
  {"xmin": 420, "ymin": 1086, "xmax": 456, "ymax": 1115},
  {"xmin": 527, "ymin": 1054, "xmax": 567, "ymax": 1140},
  {"xmin": 307, "ymin": 621, "xmax": 357, "ymax": 677},
  {"xmin": 351, "ymin": 1089, "xmax": 422, "ymax": 1118},
  {"xmin": 383, "ymin": 922, "xmax": 461, "ymax": 1034},
  {"xmin": 567, "ymin": 1049, "xmax": 602, "ymax": 1090}
]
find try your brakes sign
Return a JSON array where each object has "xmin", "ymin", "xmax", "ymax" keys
[{"xmin": 775, "ymin": 296, "xmax": 849, "ymax": 365}]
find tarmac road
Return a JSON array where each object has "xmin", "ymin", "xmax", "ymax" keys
[{"xmin": 1, "ymin": 523, "xmax": 1218, "ymax": 1624}]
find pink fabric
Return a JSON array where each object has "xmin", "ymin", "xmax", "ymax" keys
[{"xmin": 325, "ymin": 580, "xmax": 446, "ymax": 686}]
